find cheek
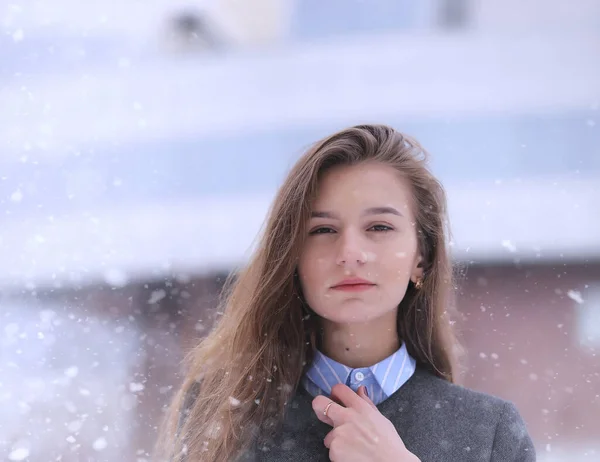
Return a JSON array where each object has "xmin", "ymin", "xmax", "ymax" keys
[
  {"xmin": 298, "ymin": 251, "xmax": 332, "ymax": 290},
  {"xmin": 380, "ymin": 249, "xmax": 416, "ymax": 280}
]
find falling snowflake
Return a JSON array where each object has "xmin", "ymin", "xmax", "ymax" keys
[
  {"xmin": 147, "ymin": 289, "xmax": 167, "ymax": 304},
  {"xmin": 501, "ymin": 240, "xmax": 517, "ymax": 253},
  {"xmin": 129, "ymin": 382, "xmax": 145, "ymax": 393},
  {"xmin": 10, "ymin": 190, "xmax": 23, "ymax": 202},
  {"xmin": 92, "ymin": 437, "xmax": 108, "ymax": 451},
  {"xmin": 65, "ymin": 366, "xmax": 79, "ymax": 378},
  {"xmin": 103, "ymin": 269, "xmax": 129, "ymax": 287},
  {"xmin": 12, "ymin": 29, "xmax": 24, "ymax": 42},
  {"xmin": 67, "ymin": 419, "xmax": 84, "ymax": 432},
  {"xmin": 567, "ymin": 290, "xmax": 584, "ymax": 304},
  {"xmin": 8, "ymin": 448, "xmax": 30, "ymax": 461}
]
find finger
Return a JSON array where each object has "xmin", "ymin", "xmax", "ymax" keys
[
  {"xmin": 323, "ymin": 427, "xmax": 336, "ymax": 449},
  {"xmin": 330, "ymin": 383, "xmax": 370, "ymax": 412},
  {"xmin": 312, "ymin": 395, "xmax": 348, "ymax": 427},
  {"xmin": 358, "ymin": 385, "xmax": 377, "ymax": 410}
]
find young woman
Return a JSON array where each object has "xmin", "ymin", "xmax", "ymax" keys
[{"xmin": 156, "ymin": 125, "xmax": 536, "ymax": 461}]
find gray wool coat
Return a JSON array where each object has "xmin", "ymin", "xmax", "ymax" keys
[{"xmin": 179, "ymin": 366, "xmax": 536, "ymax": 461}]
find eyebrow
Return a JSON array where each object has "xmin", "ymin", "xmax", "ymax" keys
[{"xmin": 310, "ymin": 206, "xmax": 403, "ymax": 219}]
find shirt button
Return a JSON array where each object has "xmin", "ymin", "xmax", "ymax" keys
[{"xmin": 354, "ymin": 371, "xmax": 365, "ymax": 382}]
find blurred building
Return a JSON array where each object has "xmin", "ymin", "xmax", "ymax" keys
[{"xmin": 1, "ymin": 0, "xmax": 599, "ymax": 460}]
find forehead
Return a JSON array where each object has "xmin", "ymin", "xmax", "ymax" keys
[{"xmin": 314, "ymin": 163, "xmax": 413, "ymax": 209}]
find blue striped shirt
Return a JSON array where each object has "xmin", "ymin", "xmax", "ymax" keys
[{"xmin": 301, "ymin": 343, "xmax": 417, "ymax": 405}]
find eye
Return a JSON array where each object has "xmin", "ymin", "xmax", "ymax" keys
[
  {"xmin": 369, "ymin": 224, "xmax": 393, "ymax": 232},
  {"xmin": 309, "ymin": 227, "xmax": 336, "ymax": 235}
]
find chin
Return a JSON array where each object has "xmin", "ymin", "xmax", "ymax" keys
[{"xmin": 321, "ymin": 301, "xmax": 386, "ymax": 325}]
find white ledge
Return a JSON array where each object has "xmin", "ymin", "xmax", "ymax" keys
[{"xmin": 1, "ymin": 32, "xmax": 599, "ymax": 158}]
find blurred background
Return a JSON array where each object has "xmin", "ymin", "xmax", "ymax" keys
[{"xmin": 1, "ymin": 0, "xmax": 599, "ymax": 460}]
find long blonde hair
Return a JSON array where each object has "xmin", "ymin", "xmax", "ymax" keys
[{"xmin": 155, "ymin": 124, "xmax": 461, "ymax": 461}]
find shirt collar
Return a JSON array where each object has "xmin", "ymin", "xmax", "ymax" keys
[{"xmin": 303, "ymin": 342, "xmax": 415, "ymax": 398}]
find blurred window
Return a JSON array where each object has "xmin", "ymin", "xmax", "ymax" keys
[{"xmin": 289, "ymin": 0, "xmax": 442, "ymax": 39}]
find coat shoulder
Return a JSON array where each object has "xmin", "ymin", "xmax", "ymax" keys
[{"xmin": 394, "ymin": 368, "xmax": 536, "ymax": 461}]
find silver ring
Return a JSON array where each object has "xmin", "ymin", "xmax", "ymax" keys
[{"xmin": 324, "ymin": 401, "xmax": 334, "ymax": 417}]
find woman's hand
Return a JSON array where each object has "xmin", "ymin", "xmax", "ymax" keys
[{"xmin": 312, "ymin": 384, "xmax": 419, "ymax": 462}]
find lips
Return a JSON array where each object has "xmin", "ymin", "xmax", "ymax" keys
[{"xmin": 331, "ymin": 278, "xmax": 376, "ymax": 291}]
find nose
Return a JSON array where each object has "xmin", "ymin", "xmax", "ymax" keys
[{"xmin": 335, "ymin": 230, "xmax": 367, "ymax": 267}]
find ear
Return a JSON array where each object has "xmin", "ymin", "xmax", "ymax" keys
[{"xmin": 410, "ymin": 255, "xmax": 424, "ymax": 284}]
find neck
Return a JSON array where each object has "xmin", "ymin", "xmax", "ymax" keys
[{"xmin": 319, "ymin": 311, "xmax": 400, "ymax": 368}]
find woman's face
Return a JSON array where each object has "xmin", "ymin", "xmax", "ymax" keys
[{"xmin": 297, "ymin": 162, "xmax": 423, "ymax": 325}]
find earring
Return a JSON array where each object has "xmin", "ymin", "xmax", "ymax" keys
[{"xmin": 414, "ymin": 278, "xmax": 423, "ymax": 290}]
